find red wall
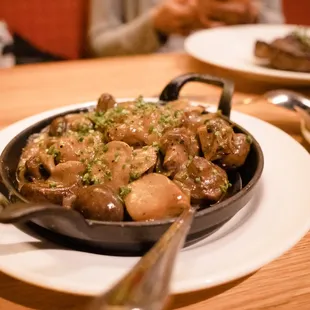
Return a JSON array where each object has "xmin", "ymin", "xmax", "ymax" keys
[
  {"xmin": 282, "ymin": 0, "xmax": 310, "ymax": 26},
  {"xmin": 0, "ymin": 0, "xmax": 88, "ymax": 59},
  {"xmin": 0, "ymin": 1, "xmax": 308, "ymax": 60}
]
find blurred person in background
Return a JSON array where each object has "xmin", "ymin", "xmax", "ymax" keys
[{"xmin": 88, "ymin": 0, "xmax": 284, "ymax": 57}]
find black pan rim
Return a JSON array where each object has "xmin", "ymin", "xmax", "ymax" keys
[{"xmin": 0, "ymin": 101, "xmax": 264, "ymax": 227}]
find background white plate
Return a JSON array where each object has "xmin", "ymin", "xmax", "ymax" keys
[
  {"xmin": 0, "ymin": 101, "xmax": 309, "ymax": 296},
  {"xmin": 185, "ymin": 25, "xmax": 310, "ymax": 84}
]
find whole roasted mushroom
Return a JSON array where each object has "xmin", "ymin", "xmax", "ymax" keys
[
  {"xmin": 160, "ymin": 127, "xmax": 199, "ymax": 176},
  {"xmin": 73, "ymin": 185, "xmax": 124, "ymax": 221},
  {"xmin": 96, "ymin": 93, "xmax": 116, "ymax": 112},
  {"xmin": 174, "ymin": 156, "xmax": 229, "ymax": 202},
  {"xmin": 124, "ymin": 173, "xmax": 190, "ymax": 221}
]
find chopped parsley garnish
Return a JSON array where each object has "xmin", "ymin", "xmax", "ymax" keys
[
  {"xmin": 77, "ymin": 124, "xmax": 91, "ymax": 135},
  {"xmin": 104, "ymin": 170, "xmax": 112, "ymax": 181},
  {"xmin": 119, "ymin": 186, "xmax": 132, "ymax": 199},
  {"xmin": 212, "ymin": 168, "xmax": 219, "ymax": 175},
  {"xmin": 82, "ymin": 173, "xmax": 92, "ymax": 185},
  {"xmin": 95, "ymin": 111, "xmax": 104, "ymax": 117},
  {"xmin": 102, "ymin": 145, "xmax": 109, "ymax": 152},
  {"xmin": 246, "ymin": 135, "xmax": 253, "ymax": 144},
  {"xmin": 194, "ymin": 177, "xmax": 201, "ymax": 183},
  {"xmin": 174, "ymin": 110, "xmax": 184, "ymax": 119},
  {"xmin": 148, "ymin": 125, "xmax": 154, "ymax": 134},
  {"xmin": 130, "ymin": 171, "xmax": 140, "ymax": 182},
  {"xmin": 186, "ymin": 155, "xmax": 194, "ymax": 167},
  {"xmin": 82, "ymin": 172, "xmax": 100, "ymax": 185},
  {"xmin": 114, "ymin": 106, "xmax": 124, "ymax": 113},
  {"xmin": 136, "ymin": 95, "xmax": 145, "ymax": 107},
  {"xmin": 56, "ymin": 124, "xmax": 64, "ymax": 135},
  {"xmin": 152, "ymin": 142, "xmax": 160, "ymax": 152},
  {"xmin": 220, "ymin": 181, "xmax": 232, "ymax": 193},
  {"xmin": 293, "ymin": 28, "xmax": 310, "ymax": 49},
  {"xmin": 47, "ymin": 146, "xmax": 61, "ymax": 162},
  {"xmin": 49, "ymin": 182, "xmax": 57, "ymax": 188},
  {"xmin": 114, "ymin": 152, "xmax": 120, "ymax": 163}
]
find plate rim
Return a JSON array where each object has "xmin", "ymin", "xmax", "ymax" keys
[
  {"xmin": 184, "ymin": 24, "xmax": 310, "ymax": 83},
  {"xmin": 0, "ymin": 99, "xmax": 309, "ymax": 296}
]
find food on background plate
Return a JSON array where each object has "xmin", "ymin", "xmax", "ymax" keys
[
  {"xmin": 17, "ymin": 94, "xmax": 252, "ymax": 222},
  {"xmin": 254, "ymin": 29, "xmax": 310, "ymax": 73}
]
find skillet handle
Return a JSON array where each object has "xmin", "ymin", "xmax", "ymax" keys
[
  {"xmin": 0, "ymin": 202, "xmax": 91, "ymax": 239},
  {"xmin": 159, "ymin": 73, "xmax": 234, "ymax": 118}
]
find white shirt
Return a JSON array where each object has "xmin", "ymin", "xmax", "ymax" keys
[{"xmin": 88, "ymin": 0, "xmax": 284, "ymax": 57}]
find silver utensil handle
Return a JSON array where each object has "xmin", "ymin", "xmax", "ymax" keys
[{"xmin": 90, "ymin": 208, "xmax": 195, "ymax": 310}]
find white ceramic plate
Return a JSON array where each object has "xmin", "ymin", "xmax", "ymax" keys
[
  {"xmin": 185, "ymin": 25, "xmax": 310, "ymax": 84},
  {"xmin": 0, "ymin": 100, "xmax": 309, "ymax": 296}
]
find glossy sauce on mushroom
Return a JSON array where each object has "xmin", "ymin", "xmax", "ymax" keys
[{"xmin": 17, "ymin": 95, "xmax": 252, "ymax": 222}]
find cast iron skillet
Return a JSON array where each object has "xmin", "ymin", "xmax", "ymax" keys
[{"xmin": 0, "ymin": 73, "xmax": 264, "ymax": 255}]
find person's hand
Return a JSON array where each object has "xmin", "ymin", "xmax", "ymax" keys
[
  {"xmin": 151, "ymin": 0, "xmax": 200, "ymax": 36},
  {"xmin": 196, "ymin": 0, "xmax": 258, "ymax": 28}
]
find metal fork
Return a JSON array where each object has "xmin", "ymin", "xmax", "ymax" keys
[{"xmin": 88, "ymin": 207, "xmax": 195, "ymax": 310}]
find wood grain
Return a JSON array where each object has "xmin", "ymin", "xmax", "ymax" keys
[{"xmin": 0, "ymin": 53, "xmax": 309, "ymax": 310}]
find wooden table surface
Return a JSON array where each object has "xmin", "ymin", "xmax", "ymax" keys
[{"xmin": 0, "ymin": 53, "xmax": 309, "ymax": 310}]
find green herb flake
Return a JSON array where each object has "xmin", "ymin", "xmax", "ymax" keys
[
  {"xmin": 220, "ymin": 181, "xmax": 232, "ymax": 193},
  {"xmin": 77, "ymin": 124, "xmax": 91, "ymax": 135},
  {"xmin": 82, "ymin": 173, "xmax": 91, "ymax": 185},
  {"xmin": 95, "ymin": 111, "xmax": 104, "ymax": 117},
  {"xmin": 114, "ymin": 152, "xmax": 120, "ymax": 163},
  {"xmin": 292, "ymin": 28, "xmax": 310, "ymax": 49},
  {"xmin": 103, "ymin": 145, "xmax": 109, "ymax": 152},
  {"xmin": 130, "ymin": 171, "xmax": 140, "ymax": 182},
  {"xmin": 246, "ymin": 135, "xmax": 253, "ymax": 144},
  {"xmin": 148, "ymin": 125, "xmax": 154, "ymax": 134},
  {"xmin": 151, "ymin": 142, "xmax": 160, "ymax": 152},
  {"xmin": 119, "ymin": 186, "xmax": 132, "ymax": 199},
  {"xmin": 49, "ymin": 182, "xmax": 57, "ymax": 188},
  {"xmin": 93, "ymin": 177, "xmax": 100, "ymax": 185},
  {"xmin": 136, "ymin": 95, "xmax": 144, "ymax": 106},
  {"xmin": 194, "ymin": 177, "xmax": 201, "ymax": 183},
  {"xmin": 56, "ymin": 125, "xmax": 63, "ymax": 135},
  {"xmin": 174, "ymin": 110, "xmax": 181, "ymax": 118},
  {"xmin": 47, "ymin": 145, "xmax": 61, "ymax": 162},
  {"xmin": 104, "ymin": 170, "xmax": 112, "ymax": 181},
  {"xmin": 212, "ymin": 168, "xmax": 219, "ymax": 175}
]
